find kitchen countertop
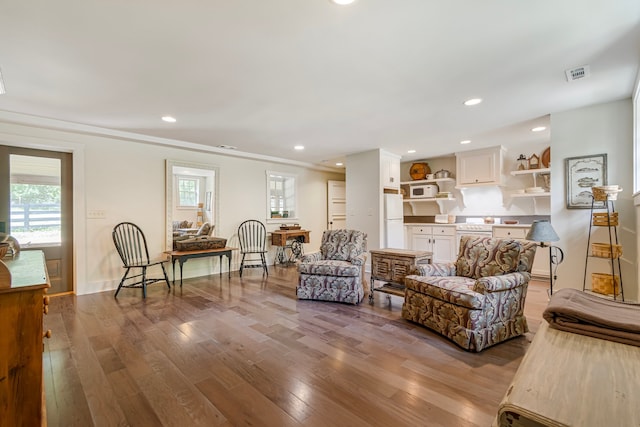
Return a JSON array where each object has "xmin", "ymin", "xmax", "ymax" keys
[{"xmin": 404, "ymin": 223, "xmax": 532, "ymax": 227}]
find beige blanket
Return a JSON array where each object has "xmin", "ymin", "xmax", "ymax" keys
[{"xmin": 543, "ymin": 288, "xmax": 640, "ymax": 347}]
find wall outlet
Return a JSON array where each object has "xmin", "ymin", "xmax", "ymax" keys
[{"xmin": 87, "ymin": 209, "xmax": 106, "ymax": 219}]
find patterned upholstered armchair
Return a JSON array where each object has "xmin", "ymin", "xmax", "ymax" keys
[
  {"xmin": 297, "ymin": 229, "xmax": 368, "ymax": 304},
  {"xmin": 401, "ymin": 236, "xmax": 537, "ymax": 352}
]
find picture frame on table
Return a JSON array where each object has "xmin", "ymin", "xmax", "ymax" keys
[{"xmin": 565, "ymin": 153, "xmax": 607, "ymax": 209}]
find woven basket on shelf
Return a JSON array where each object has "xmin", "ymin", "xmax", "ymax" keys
[
  {"xmin": 592, "ymin": 212, "xmax": 618, "ymax": 226},
  {"xmin": 591, "ymin": 273, "xmax": 621, "ymax": 296},
  {"xmin": 592, "ymin": 185, "xmax": 622, "ymax": 201},
  {"xmin": 591, "ymin": 242, "xmax": 623, "ymax": 258}
]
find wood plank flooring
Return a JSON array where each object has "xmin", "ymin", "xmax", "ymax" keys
[{"xmin": 43, "ymin": 266, "xmax": 550, "ymax": 427}]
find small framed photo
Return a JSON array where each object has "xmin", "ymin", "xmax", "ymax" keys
[{"xmin": 565, "ymin": 154, "xmax": 607, "ymax": 209}]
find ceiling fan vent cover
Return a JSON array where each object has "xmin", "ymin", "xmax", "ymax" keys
[{"xmin": 565, "ymin": 65, "xmax": 590, "ymax": 82}]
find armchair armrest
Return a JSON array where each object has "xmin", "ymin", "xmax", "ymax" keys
[
  {"xmin": 474, "ymin": 272, "xmax": 531, "ymax": 293},
  {"xmin": 410, "ymin": 262, "xmax": 456, "ymax": 277},
  {"xmin": 350, "ymin": 253, "xmax": 367, "ymax": 267},
  {"xmin": 300, "ymin": 252, "xmax": 322, "ymax": 263}
]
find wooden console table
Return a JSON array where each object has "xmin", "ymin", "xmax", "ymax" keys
[
  {"xmin": 369, "ymin": 248, "xmax": 432, "ymax": 304},
  {"xmin": 165, "ymin": 247, "xmax": 235, "ymax": 286},
  {"xmin": 271, "ymin": 229, "xmax": 310, "ymax": 264},
  {"xmin": 0, "ymin": 250, "xmax": 50, "ymax": 426}
]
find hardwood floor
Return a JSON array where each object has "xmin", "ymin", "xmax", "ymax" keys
[{"xmin": 43, "ymin": 267, "xmax": 550, "ymax": 427}]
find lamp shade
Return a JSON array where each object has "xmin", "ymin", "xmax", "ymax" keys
[{"xmin": 526, "ymin": 220, "xmax": 559, "ymax": 243}]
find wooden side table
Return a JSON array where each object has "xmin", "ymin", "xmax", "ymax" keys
[{"xmin": 369, "ymin": 248, "xmax": 432, "ymax": 304}]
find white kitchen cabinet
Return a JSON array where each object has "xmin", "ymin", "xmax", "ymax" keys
[
  {"xmin": 381, "ymin": 151, "xmax": 401, "ymax": 190},
  {"xmin": 409, "ymin": 225, "xmax": 456, "ymax": 264},
  {"xmin": 456, "ymin": 145, "xmax": 505, "ymax": 187},
  {"xmin": 493, "ymin": 225, "xmax": 548, "ymax": 278}
]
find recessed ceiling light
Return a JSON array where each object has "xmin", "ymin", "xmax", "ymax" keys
[
  {"xmin": 463, "ymin": 98, "xmax": 482, "ymax": 106},
  {"xmin": 407, "ymin": 150, "xmax": 416, "ymax": 154},
  {"xmin": 161, "ymin": 116, "xmax": 176, "ymax": 123},
  {"xmin": 335, "ymin": 162, "xmax": 344, "ymax": 166},
  {"xmin": 294, "ymin": 145, "xmax": 304, "ymax": 150},
  {"xmin": 331, "ymin": 0, "xmax": 356, "ymax": 4},
  {"xmin": 460, "ymin": 140, "xmax": 471, "ymax": 145},
  {"xmin": 531, "ymin": 126, "xmax": 547, "ymax": 132}
]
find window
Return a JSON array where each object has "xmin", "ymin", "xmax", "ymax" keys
[
  {"xmin": 267, "ymin": 171, "xmax": 297, "ymax": 220},
  {"xmin": 177, "ymin": 176, "xmax": 199, "ymax": 207}
]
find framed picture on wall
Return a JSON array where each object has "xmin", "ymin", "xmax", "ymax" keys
[{"xmin": 565, "ymin": 153, "xmax": 607, "ymax": 209}]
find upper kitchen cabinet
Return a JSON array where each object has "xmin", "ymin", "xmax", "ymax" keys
[
  {"xmin": 456, "ymin": 145, "xmax": 506, "ymax": 188},
  {"xmin": 381, "ymin": 150, "xmax": 401, "ymax": 190}
]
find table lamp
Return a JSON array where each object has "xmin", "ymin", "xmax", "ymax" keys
[{"xmin": 525, "ymin": 220, "xmax": 564, "ymax": 296}]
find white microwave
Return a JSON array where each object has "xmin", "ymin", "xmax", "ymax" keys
[{"xmin": 409, "ymin": 184, "xmax": 439, "ymax": 199}]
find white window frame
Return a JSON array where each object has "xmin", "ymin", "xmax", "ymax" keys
[
  {"xmin": 633, "ymin": 77, "xmax": 640, "ymax": 195},
  {"xmin": 176, "ymin": 175, "xmax": 199, "ymax": 208},
  {"xmin": 266, "ymin": 171, "xmax": 298, "ymax": 222}
]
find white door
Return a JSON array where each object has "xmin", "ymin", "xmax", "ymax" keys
[{"xmin": 327, "ymin": 180, "xmax": 346, "ymax": 230}]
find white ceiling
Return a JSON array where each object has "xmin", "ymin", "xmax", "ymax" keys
[{"xmin": 0, "ymin": 0, "xmax": 639, "ymax": 167}]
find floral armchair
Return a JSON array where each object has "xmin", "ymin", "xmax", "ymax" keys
[
  {"xmin": 297, "ymin": 229, "xmax": 367, "ymax": 304},
  {"xmin": 401, "ymin": 235, "xmax": 537, "ymax": 352}
]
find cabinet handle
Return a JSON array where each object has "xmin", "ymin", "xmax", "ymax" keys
[{"xmin": 43, "ymin": 330, "xmax": 52, "ymax": 339}]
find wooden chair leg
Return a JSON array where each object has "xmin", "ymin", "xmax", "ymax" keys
[
  {"xmin": 114, "ymin": 268, "xmax": 131, "ymax": 297},
  {"xmin": 161, "ymin": 263, "xmax": 171, "ymax": 289},
  {"xmin": 240, "ymin": 254, "xmax": 246, "ymax": 277},
  {"xmin": 141, "ymin": 267, "xmax": 147, "ymax": 299},
  {"xmin": 261, "ymin": 253, "xmax": 268, "ymax": 276}
]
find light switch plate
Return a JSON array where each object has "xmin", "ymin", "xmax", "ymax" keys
[{"xmin": 87, "ymin": 209, "xmax": 106, "ymax": 219}]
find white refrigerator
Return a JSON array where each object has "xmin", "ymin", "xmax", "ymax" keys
[{"xmin": 384, "ymin": 193, "xmax": 404, "ymax": 248}]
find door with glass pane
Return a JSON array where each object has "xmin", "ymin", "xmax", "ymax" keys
[{"xmin": 0, "ymin": 145, "xmax": 73, "ymax": 294}]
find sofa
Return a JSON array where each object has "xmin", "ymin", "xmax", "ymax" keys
[
  {"xmin": 296, "ymin": 229, "xmax": 367, "ymax": 304},
  {"xmin": 401, "ymin": 236, "xmax": 537, "ymax": 352}
]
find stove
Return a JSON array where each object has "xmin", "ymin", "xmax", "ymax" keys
[
  {"xmin": 455, "ymin": 221, "xmax": 494, "ymax": 249},
  {"xmin": 455, "ymin": 223, "xmax": 494, "ymax": 232}
]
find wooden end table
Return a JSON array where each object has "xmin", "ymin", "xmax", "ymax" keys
[{"xmin": 369, "ymin": 248, "xmax": 432, "ymax": 304}]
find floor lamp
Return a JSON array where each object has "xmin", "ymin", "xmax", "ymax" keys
[{"xmin": 525, "ymin": 220, "xmax": 564, "ymax": 296}]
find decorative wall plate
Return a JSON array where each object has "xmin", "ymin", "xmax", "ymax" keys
[{"xmin": 541, "ymin": 147, "xmax": 550, "ymax": 168}]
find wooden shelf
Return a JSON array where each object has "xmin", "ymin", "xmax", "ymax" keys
[
  {"xmin": 510, "ymin": 168, "xmax": 550, "ymax": 176},
  {"xmin": 510, "ymin": 192, "xmax": 550, "ymax": 198},
  {"xmin": 400, "ymin": 177, "xmax": 455, "ymax": 185}
]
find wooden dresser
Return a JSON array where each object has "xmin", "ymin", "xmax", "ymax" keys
[{"xmin": 0, "ymin": 251, "xmax": 51, "ymax": 427}]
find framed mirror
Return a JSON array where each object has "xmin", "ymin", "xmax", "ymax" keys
[{"xmin": 165, "ymin": 160, "xmax": 220, "ymax": 251}]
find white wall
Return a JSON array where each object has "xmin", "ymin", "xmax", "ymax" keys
[
  {"xmin": 346, "ymin": 149, "xmax": 383, "ymax": 251},
  {"xmin": 0, "ymin": 121, "xmax": 344, "ymax": 295},
  {"xmin": 551, "ymin": 98, "xmax": 637, "ymax": 301}
]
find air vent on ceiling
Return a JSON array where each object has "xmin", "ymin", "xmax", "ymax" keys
[
  {"xmin": 565, "ymin": 65, "xmax": 590, "ymax": 82},
  {"xmin": 217, "ymin": 144, "xmax": 237, "ymax": 150}
]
